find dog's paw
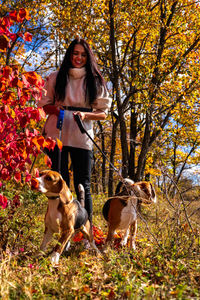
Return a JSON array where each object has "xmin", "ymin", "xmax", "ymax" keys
[
  {"xmin": 120, "ymin": 239, "xmax": 128, "ymax": 247},
  {"xmin": 51, "ymin": 251, "xmax": 60, "ymax": 265}
]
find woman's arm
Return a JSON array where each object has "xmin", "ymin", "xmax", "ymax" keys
[{"xmin": 73, "ymin": 110, "xmax": 106, "ymax": 121}]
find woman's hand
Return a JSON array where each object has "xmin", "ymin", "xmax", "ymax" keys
[{"xmin": 73, "ymin": 111, "xmax": 85, "ymax": 120}]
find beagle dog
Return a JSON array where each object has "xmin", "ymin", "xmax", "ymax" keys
[
  {"xmin": 102, "ymin": 178, "xmax": 156, "ymax": 250},
  {"xmin": 34, "ymin": 170, "xmax": 99, "ymax": 265}
]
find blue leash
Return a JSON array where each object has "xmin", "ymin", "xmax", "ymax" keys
[{"xmin": 56, "ymin": 109, "xmax": 65, "ymax": 173}]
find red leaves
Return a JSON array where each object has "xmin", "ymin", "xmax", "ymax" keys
[
  {"xmin": 2, "ymin": 66, "xmax": 12, "ymax": 78},
  {"xmin": 93, "ymin": 225, "xmax": 106, "ymax": 245},
  {"xmin": 24, "ymin": 32, "xmax": 32, "ymax": 42},
  {"xmin": 73, "ymin": 232, "xmax": 83, "ymax": 243},
  {"xmin": 23, "ymin": 72, "xmax": 43, "ymax": 87},
  {"xmin": 72, "ymin": 225, "xmax": 123, "ymax": 249},
  {"xmin": 0, "ymin": 194, "xmax": 8, "ymax": 209},
  {"xmin": 2, "ymin": 91, "xmax": 15, "ymax": 104},
  {"xmin": 14, "ymin": 172, "xmax": 21, "ymax": 183},
  {"xmin": 57, "ymin": 139, "xmax": 63, "ymax": 150},
  {"xmin": 44, "ymin": 155, "xmax": 52, "ymax": 168},
  {"xmin": 11, "ymin": 77, "xmax": 23, "ymax": 88},
  {"xmin": 73, "ymin": 225, "xmax": 106, "ymax": 246},
  {"xmin": 0, "ymin": 35, "xmax": 10, "ymax": 52},
  {"xmin": 44, "ymin": 138, "xmax": 56, "ymax": 151},
  {"xmin": 9, "ymin": 8, "xmax": 30, "ymax": 23},
  {"xmin": 1, "ymin": 168, "xmax": 11, "ymax": 181},
  {"xmin": 0, "ymin": 9, "xmax": 55, "ymax": 196},
  {"xmin": 0, "ymin": 8, "xmax": 32, "ymax": 56},
  {"xmin": 18, "ymin": 8, "xmax": 30, "ymax": 22}
]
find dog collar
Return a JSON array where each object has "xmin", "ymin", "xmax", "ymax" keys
[{"xmin": 47, "ymin": 196, "xmax": 60, "ymax": 200}]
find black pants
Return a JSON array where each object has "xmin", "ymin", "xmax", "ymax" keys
[{"xmin": 45, "ymin": 145, "xmax": 93, "ymax": 221}]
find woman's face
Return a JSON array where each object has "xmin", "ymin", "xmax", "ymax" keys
[{"xmin": 71, "ymin": 44, "xmax": 87, "ymax": 68}]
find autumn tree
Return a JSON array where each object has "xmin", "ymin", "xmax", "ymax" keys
[
  {"xmin": 0, "ymin": 0, "xmax": 57, "ymax": 74},
  {"xmin": 0, "ymin": 9, "xmax": 55, "ymax": 208},
  {"xmin": 3, "ymin": 1, "xmax": 200, "ymax": 195},
  {"xmin": 156, "ymin": 115, "xmax": 200, "ymax": 195},
  {"xmin": 45, "ymin": 1, "xmax": 200, "ymax": 195}
]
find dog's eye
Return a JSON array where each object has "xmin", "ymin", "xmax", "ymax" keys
[{"xmin": 45, "ymin": 176, "xmax": 52, "ymax": 181}]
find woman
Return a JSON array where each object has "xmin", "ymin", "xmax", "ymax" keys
[{"xmin": 38, "ymin": 37, "xmax": 111, "ymax": 223}]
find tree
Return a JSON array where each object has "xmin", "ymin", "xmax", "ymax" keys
[
  {"xmin": 106, "ymin": 1, "xmax": 200, "ymax": 183},
  {"xmin": 42, "ymin": 0, "xmax": 200, "ymax": 194},
  {"xmin": 3, "ymin": 1, "xmax": 200, "ymax": 196},
  {"xmin": 0, "ymin": 9, "xmax": 55, "ymax": 208},
  {"xmin": 0, "ymin": 0, "xmax": 58, "ymax": 74}
]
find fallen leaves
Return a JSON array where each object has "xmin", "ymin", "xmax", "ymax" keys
[{"xmin": 72, "ymin": 225, "xmax": 123, "ymax": 249}]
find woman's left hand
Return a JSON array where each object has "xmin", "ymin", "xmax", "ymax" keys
[{"xmin": 73, "ymin": 111, "xmax": 85, "ymax": 120}]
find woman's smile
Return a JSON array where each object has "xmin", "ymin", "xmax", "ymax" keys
[{"xmin": 71, "ymin": 44, "xmax": 87, "ymax": 68}]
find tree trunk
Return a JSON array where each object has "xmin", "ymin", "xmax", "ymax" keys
[
  {"xmin": 97, "ymin": 121, "xmax": 106, "ymax": 193},
  {"xmin": 128, "ymin": 99, "xmax": 137, "ymax": 180},
  {"xmin": 109, "ymin": 0, "xmax": 129, "ymax": 178},
  {"xmin": 108, "ymin": 118, "xmax": 119, "ymax": 196},
  {"xmin": 135, "ymin": 111, "xmax": 151, "ymax": 181}
]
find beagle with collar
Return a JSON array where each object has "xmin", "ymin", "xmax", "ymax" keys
[
  {"xmin": 34, "ymin": 170, "xmax": 99, "ymax": 265},
  {"xmin": 102, "ymin": 178, "xmax": 156, "ymax": 250}
]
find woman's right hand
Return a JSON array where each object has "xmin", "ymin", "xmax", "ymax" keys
[{"xmin": 43, "ymin": 105, "xmax": 61, "ymax": 116}]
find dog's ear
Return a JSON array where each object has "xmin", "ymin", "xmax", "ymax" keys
[
  {"xmin": 59, "ymin": 180, "xmax": 73, "ymax": 204},
  {"xmin": 39, "ymin": 170, "xmax": 49, "ymax": 177},
  {"xmin": 115, "ymin": 181, "xmax": 123, "ymax": 194}
]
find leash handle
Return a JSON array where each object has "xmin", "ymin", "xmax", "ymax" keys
[
  {"xmin": 74, "ymin": 114, "xmax": 86, "ymax": 134},
  {"xmin": 56, "ymin": 109, "xmax": 65, "ymax": 130}
]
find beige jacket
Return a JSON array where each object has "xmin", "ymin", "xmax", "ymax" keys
[{"xmin": 38, "ymin": 67, "xmax": 111, "ymax": 150}]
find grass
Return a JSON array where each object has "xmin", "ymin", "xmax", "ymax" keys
[{"xmin": 0, "ymin": 185, "xmax": 200, "ymax": 299}]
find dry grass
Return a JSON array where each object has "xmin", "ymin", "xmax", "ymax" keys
[{"xmin": 0, "ymin": 186, "xmax": 200, "ymax": 299}]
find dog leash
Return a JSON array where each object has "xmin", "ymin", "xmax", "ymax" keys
[
  {"xmin": 74, "ymin": 114, "xmax": 120, "ymax": 175},
  {"xmin": 74, "ymin": 115, "xmax": 163, "ymax": 248},
  {"xmin": 75, "ymin": 114, "xmax": 162, "ymax": 248}
]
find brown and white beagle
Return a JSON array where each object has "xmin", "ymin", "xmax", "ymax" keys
[
  {"xmin": 34, "ymin": 170, "xmax": 99, "ymax": 265},
  {"xmin": 102, "ymin": 178, "xmax": 156, "ymax": 250}
]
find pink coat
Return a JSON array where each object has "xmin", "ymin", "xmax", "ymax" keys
[{"xmin": 38, "ymin": 68, "xmax": 111, "ymax": 150}]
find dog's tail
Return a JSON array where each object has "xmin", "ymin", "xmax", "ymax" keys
[{"xmin": 78, "ymin": 184, "xmax": 85, "ymax": 207}]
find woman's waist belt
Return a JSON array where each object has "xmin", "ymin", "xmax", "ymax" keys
[{"xmin": 63, "ymin": 106, "xmax": 92, "ymax": 112}]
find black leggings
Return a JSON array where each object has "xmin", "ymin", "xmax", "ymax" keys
[{"xmin": 45, "ymin": 145, "xmax": 93, "ymax": 221}]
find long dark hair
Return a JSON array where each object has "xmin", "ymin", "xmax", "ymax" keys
[{"xmin": 55, "ymin": 38, "xmax": 106, "ymax": 104}]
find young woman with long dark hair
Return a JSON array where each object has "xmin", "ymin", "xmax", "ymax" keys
[{"xmin": 38, "ymin": 38, "xmax": 111, "ymax": 226}]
